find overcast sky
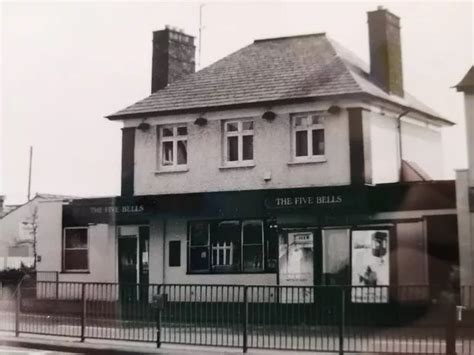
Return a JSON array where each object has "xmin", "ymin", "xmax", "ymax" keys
[{"xmin": 1, "ymin": 0, "xmax": 472, "ymax": 205}]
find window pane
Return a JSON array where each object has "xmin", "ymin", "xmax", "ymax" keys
[
  {"xmin": 227, "ymin": 136, "xmax": 238, "ymax": 161},
  {"xmin": 65, "ymin": 229, "xmax": 87, "ymax": 248},
  {"xmin": 226, "ymin": 122, "xmax": 238, "ymax": 132},
  {"xmin": 312, "ymin": 129, "xmax": 325, "ymax": 155},
  {"xmin": 213, "ymin": 221, "xmax": 240, "ymax": 244},
  {"xmin": 295, "ymin": 130, "xmax": 308, "ymax": 156},
  {"xmin": 64, "ymin": 250, "xmax": 88, "ymax": 270},
  {"xmin": 311, "ymin": 115, "xmax": 323, "ymax": 125},
  {"xmin": 243, "ymin": 221, "xmax": 263, "ymax": 244},
  {"xmin": 190, "ymin": 222, "xmax": 209, "ymax": 246},
  {"xmin": 162, "ymin": 127, "xmax": 173, "ymax": 137},
  {"xmin": 162, "ymin": 141, "xmax": 173, "ymax": 165},
  {"xmin": 294, "ymin": 116, "xmax": 306, "ymax": 127},
  {"xmin": 322, "ymin": 229, "xmax": 350, "ymax": 285},
  {"xmin": 177, "ymin": 140, "xmax": 187, "ymax": 165},
  {"xmin": 243, "ymin": 245, "xmax": 263, "ymax": 272},
  {"xmin": 177, "ymin": 126, "xmax": 187, "ymax": 136},
  {"xmin": 190, "ymin": 247, "xmax": 209, "ymax": 271},
  {"xmin": 242, "ymin": 135, "xmax": 253, "ymax": 160},
  {"xmin": 242, "ymin": 121, "xmax": 253, "ymax": 131}
]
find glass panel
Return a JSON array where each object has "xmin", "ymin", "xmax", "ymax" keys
[
  {"xmin": 190, "ymin": 222, "xmax": 209, "ymax": 246},
  {"xmin": 177, "ymin": 126, "xmax": 187, "ymax": 136},
  {"xmin": 190, "ymin": 247, "xmax": 209, "ymax": 271},
  {"xmin": 213, "ymin": 221, "xmax": 240, "ymax": 244},
  {"xmin": 322, "ymin": 229, "xmax": 350, "ymax": 285},
  {"xmin": 242, "ymin": 121, "xmax": 254, "ymax": 131},
  {"xmin": 242, "ymin": 135, "xmax": 253, "ymax": 160},
  {"xmin": 311, "ymin": 115, "xmax": 323, "ymax": 125},
  {"xmin": 227, "ymin": 136, "xmax": 238, "ymax": 161},
  {"xmin": 243, "ymin": 245, "xmax": 263, "ymax": 272},
  {"xmin": 162, "ymin": 141, "xmax": 173, "ymax": 165},
  {"xmin": 65, "ymin": 229, "xmax": 87, "ymax": 248},
  {"xmin": 294, "ymin": 116, "xmax": 306, "ymax": 127},
  {"xmin": 295, "ymin": 130, "xmax": 308, "ymax": 157},
  {"xmin": 162, "ymin": 127, "xmax": 173, "ymax": 137},
  {"xmin": 177, "ymin": 140, "xmax": 187, "ymax": 165},
  {"xmin": 243, "ymin": 221, "xmax": 263, "ymax": 244},
  {"xmin": 312, "ymin": 129, "xmax": 325, "ymax": 155},
  {"xmin": 64, "ymin": 250, "xmax": 88, "ymax": 270},
  {"xmin": 226, "ymin": 122, "xmax": 238, "ymax": 132}
]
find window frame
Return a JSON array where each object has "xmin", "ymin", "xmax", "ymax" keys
[
  {"xmin": 223, "ymin": 119, "xmax": 255, "ymax": 166},
  {"xmin": 158, "ymin": 124, "xmax": 188, "ymax": 170},
  {"xmin": 187, "ymin": 219, "xmax": 274, "ymax": 274},
  {"xmin": 62, "ymin": 226, "xmax": 89, "ymax": 273},
  {"xmin": 291, "ymin": 112, "xmax": 326, "ymax": 162}
]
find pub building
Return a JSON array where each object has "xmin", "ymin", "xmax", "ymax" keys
[{"xmin": 37, "ymin": 8, "xmax": 459, "ymax": 302}]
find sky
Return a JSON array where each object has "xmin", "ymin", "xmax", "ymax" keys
[{"xmin": 1, "ymin": 0, "xmax": 473, "ymax": 205}]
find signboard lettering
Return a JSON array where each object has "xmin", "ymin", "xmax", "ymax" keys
[
  {"xmin": 89, "ymin": 205, "xmax": 145, "ymax": 214},
  {"xmin": 269, "ymin": 195, "xmax": 343, "ymax": 209}
]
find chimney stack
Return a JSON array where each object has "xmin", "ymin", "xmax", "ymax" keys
[
  {"xmin": 367, "ymin": 7, "xmax": 404, "ymax": 97},
  {"xmin": 151, "ymin": 26, "xmax": 196, "ymax": 93}
]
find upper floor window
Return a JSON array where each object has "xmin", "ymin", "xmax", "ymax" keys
[
  {"xmin": 292, "ymin": 112, "xmax": 325, "ymax": 161},
  {"xmin": 224, "ymin": 120, "xmax": 254, "ymax": 165},
  {"xmin": 159, "ymin": 125, "xmax": 187, "ymax": 168}
]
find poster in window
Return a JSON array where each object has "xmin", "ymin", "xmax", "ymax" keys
[
  {"xmin": 279, "ymin": 231, "xmax": 314, "ymax": 303},
  {"xmin": 351, "ymin": 230, "xmax": 389, "ymax": 303}
]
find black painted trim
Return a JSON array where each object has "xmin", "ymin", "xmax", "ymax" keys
[
  {"xmin": 121, "ymin": 127, "xmax": 135, "ymax": 196},
  {"xmin": 348, "ymin": 107, "xmax": 366, "ymax": 185}
]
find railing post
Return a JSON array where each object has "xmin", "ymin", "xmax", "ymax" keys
[
  {"xmin": 339, "ymin": 287, "xmax": 345, "ymax": 355},
  {"xmin": 242, "ymin": 286, "xmax": 248, "ymax": 353},
  {"xmin": 15, "ymin": 284, "xmax": 21, "ymax": 337},
  {"xmin": 81, "ymin": 283, "xmax": 86, "ymax": 342},
  {"xmin": 445, "ymin": 299, "xmax": 456, "ymax": 355},
  {"xmin": 156, "ymin": 284, "xmax": 162, "ymax": 348},
  {"xmin": 55, "ymin": 272, "xmax": 59, "ymax": 300}
]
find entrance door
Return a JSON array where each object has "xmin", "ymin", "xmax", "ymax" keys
[
  {"xmin": 118, "ymin": 237, "xmax": 138, "ymax": 303},
  {"xmin": 118, "ymin": 237, "xmax": 138, "ymax": 285}
]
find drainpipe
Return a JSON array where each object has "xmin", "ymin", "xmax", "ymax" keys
[
  {"xmin": 162, "ymin": 219, "xmax": 167, "ymax": 285},
  {"xmin": 397, "ymin": 110, "xmax": 410, "ymax": 181}
]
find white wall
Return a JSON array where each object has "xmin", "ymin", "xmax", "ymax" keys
[
  {"xmin": 370, "ymin": 112, "xmax": 400, "ymax": 183},
  {"xmin": 133, "ymin": 101, "xmax": 351, "ymax": 195},
  {"xmin": 401, "ymin": 118, "xmax": 444, "ymax": 180}
]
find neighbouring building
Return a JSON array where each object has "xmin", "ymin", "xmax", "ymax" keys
[
  {"xmin": 0, "ymin": 194, "xmax": 74, "ymax": 270},
  {"xmin": 37, "ymin": 8, "xmax": 460, "ymax": 302},
  {"xmin": 455, "ymin": 66, "xmax": 474, "ymax": 306}
]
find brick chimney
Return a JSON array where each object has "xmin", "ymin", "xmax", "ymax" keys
[
  {"xmin": 367, "ymin": 7, "xmax": 404, "ymax": 97},
  {"xmin": 151, "ymin": 26, "xmax": 196, "ymax": 93}
]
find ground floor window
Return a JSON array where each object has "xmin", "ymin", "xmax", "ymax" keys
[
  {"xmin": 63, "ymin": 227, "xmax": 89, "ymax": 272},
  {"xmin": 188, "ymin": 219, "xmax": 276, "ymax": 273}
]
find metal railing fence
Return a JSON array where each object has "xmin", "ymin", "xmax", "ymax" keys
[{"xmin": 0, "ymin": 281, "xmax": 472, "ymax": 354}]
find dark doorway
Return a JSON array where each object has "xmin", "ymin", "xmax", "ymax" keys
[{"xmin": 118, "ymin": 237, "xmax": 138, "ymax": 302}]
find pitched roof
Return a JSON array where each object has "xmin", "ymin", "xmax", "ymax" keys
[
  {"xmin": 107, "ymin": 33, "xmax": 452, "ymax": 125},
  {"xmin": 455, "ymin": 66, "xmax": 474, "ymax": 93}
]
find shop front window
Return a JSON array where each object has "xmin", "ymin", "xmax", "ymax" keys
[{"xmin": 188, "ymin": 219, "xmax": 274, "ymax": 273}]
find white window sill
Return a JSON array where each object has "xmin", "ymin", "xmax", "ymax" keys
[
  {"xmin": 154, "ymin": 166, "xmax": 189, "ymax": 174},
  {"xmin": 287, "ymin": 157, "xmax": 327, "ymax": 165},
  {"xmin": 219, "ymin": 162, "xmax": 256, "ymax": 170}
]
